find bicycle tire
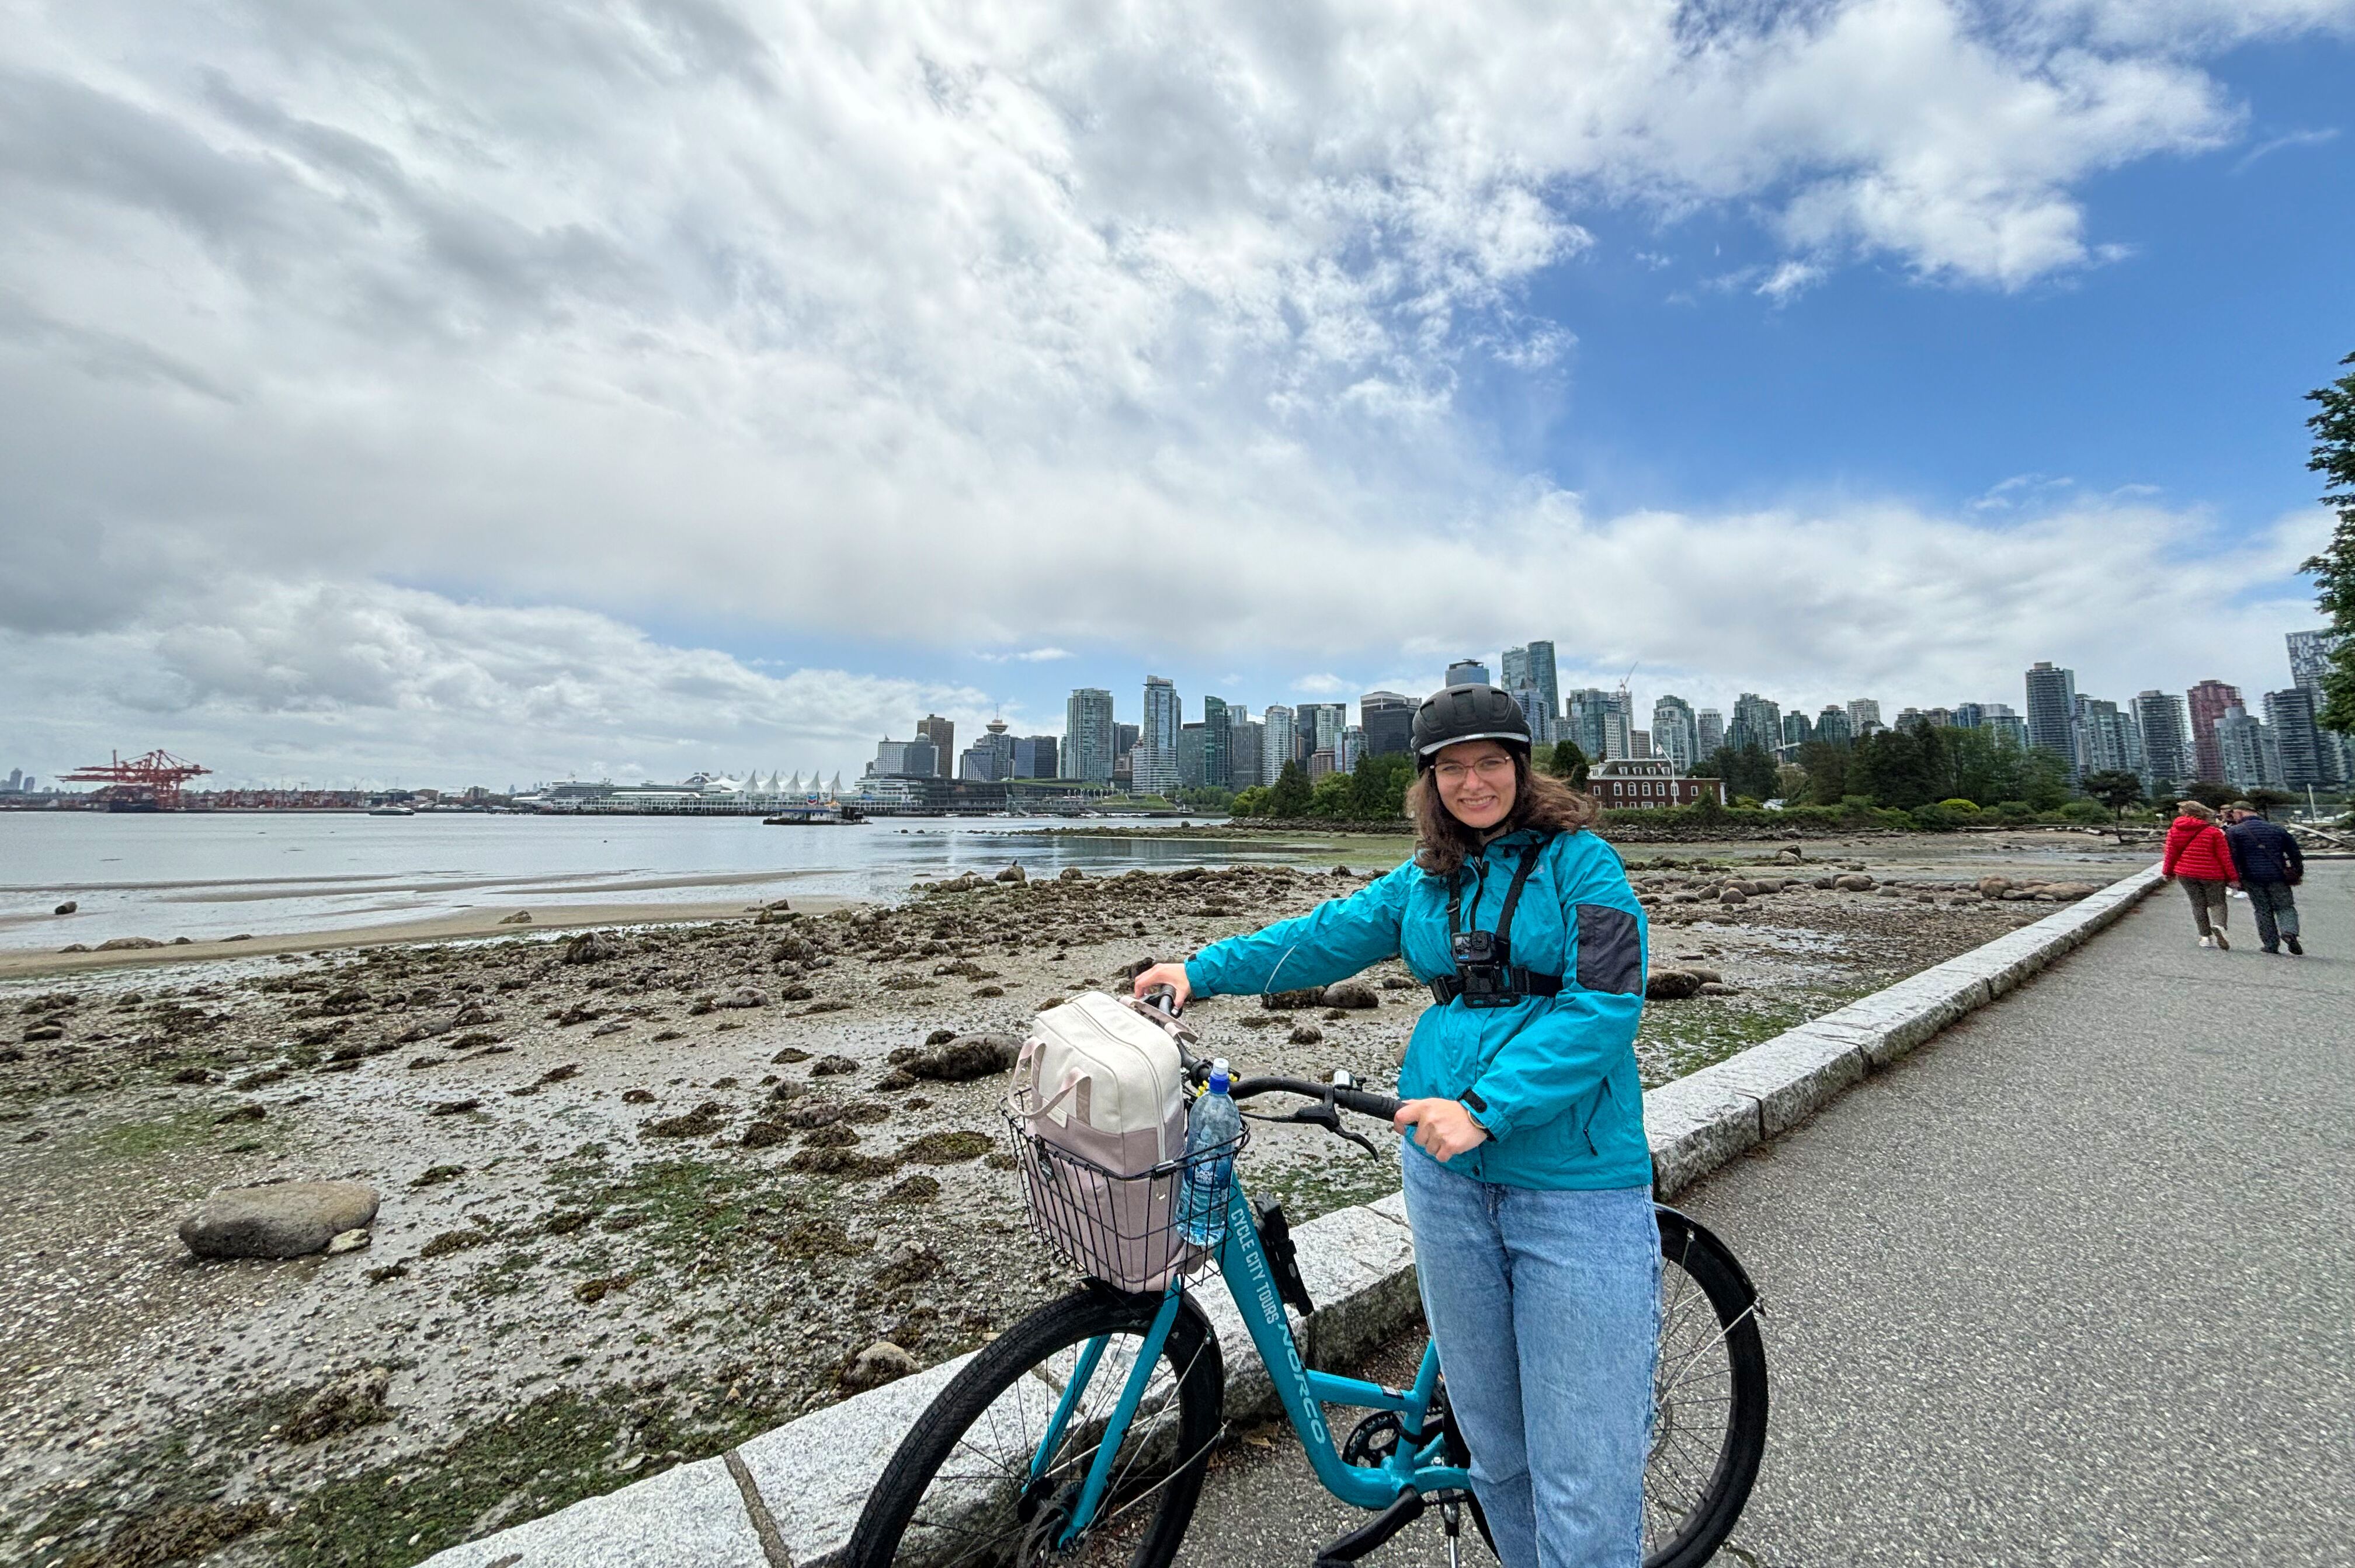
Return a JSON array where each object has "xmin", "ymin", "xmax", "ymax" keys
[
  {"xmin": 1642, "ymin": 1209, "xmax": 1769, "ymax": 1568},
  {"xmin": 847, "ymin": 1284, "xmax": 1225, "ymax": 1567}
]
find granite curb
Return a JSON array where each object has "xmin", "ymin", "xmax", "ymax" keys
[{"xmin": 421, "ymin": 861, "xmax": 2165, "ymax": 1567}]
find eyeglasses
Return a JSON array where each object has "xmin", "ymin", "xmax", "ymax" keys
[{"xmin": 1432, "ymin": 755, "xmax": 1515, "ymax": 786}]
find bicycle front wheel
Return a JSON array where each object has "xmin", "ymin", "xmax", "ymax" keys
[
  {"xmin": 1643, "ymin": 1207, "xmax": 1769, "ymax": 1568},
  {"xmin": 847, "ymin": 1284, "xmax": 1226, "ymax": 1568}
]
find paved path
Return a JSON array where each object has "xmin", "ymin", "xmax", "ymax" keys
[{"xmin": 1180, "ymin": 863, "xmax": 2353, "ymax": 1565}]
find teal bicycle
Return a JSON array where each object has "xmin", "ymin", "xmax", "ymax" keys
[{"xmin": 849, "ymin": 1068, "xmax": 1767, "ymax": 1567}]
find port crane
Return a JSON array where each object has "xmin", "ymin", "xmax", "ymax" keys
[{"xmin": 60, "ymin": 750, "xmax": 212, "ymax": 811}]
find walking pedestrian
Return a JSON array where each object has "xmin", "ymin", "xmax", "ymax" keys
[
  {"xmin": 2223, "ymin": 802, "xmax": 2306, "ymax": 955},
  {"xmin": 2161, "ymin": 799, "xmax": 2238, "ymax": 950},
  {"xmin": 1133, "ymin": 683, "xmax": 1654, "ymax": 1567}
]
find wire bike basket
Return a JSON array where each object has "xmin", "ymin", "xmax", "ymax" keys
[{"xmin": 1001, "ymin": 1090, "xmax": 1248, "ymax": 1293}]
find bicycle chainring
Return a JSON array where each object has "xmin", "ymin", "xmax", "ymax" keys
[{"xmin": 1342, "ymin": 1410, "xmax": 1406, "ymax": 1468}]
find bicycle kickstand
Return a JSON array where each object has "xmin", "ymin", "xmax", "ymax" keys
[{"xmin": 1438, "ymin": 1496, "xmax": 1464, "ymax": 1568}]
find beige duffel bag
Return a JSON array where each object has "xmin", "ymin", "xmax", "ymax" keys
[{"xmin": 1008, "ymin": 992, "xmax": 1196, "ymax": 1291}]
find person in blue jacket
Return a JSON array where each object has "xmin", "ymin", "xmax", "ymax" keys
[{"xmin": 1133, "ymin": 683, "xmax": 1656, "ymax": 1568}]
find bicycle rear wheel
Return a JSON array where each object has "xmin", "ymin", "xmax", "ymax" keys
[
  {"xmin": 847, "ymin": 1284, "xmax": 1225, "ymax": 1568},
  {"xmin": 1643, "ymin": 1207, "xmax": 1769, "ymax": 1568}
]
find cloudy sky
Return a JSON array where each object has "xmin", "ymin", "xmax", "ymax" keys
[{"xmin": 4, "ymin": 0, "xmax": 2352, "ymax": 788}]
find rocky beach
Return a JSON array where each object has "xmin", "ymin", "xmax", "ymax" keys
[{"xmin": 1, "ymin": 829, "xmax": 2147, "ymax": 1567}]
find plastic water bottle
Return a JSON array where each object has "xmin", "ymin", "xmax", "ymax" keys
[{"xmin": 1180, "ymin": 1059, "xmax": 1241, "ymax": 1247}]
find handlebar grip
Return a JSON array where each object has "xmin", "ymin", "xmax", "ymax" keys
[{"xmin": 1332, "ymin": 1086, "xmax": 1403, "ymax": 1122}]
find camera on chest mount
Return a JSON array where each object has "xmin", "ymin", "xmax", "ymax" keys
[{"xmin": 1449, "ymin": 929, "xmax": 1519, "ymax": 1008}]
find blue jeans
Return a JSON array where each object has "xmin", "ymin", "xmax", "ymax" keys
[{"xmin": 1402, "ymin": 1149, "xmax": 1660, "ymax": 1568}]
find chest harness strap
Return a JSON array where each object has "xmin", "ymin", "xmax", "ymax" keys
[{"xmin": 1429, "ymin": 836, "xmax": 1564, "ymax": 1008}]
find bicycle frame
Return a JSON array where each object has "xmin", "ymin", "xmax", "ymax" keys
[{"xmin": 1031, "ymin": 1175, "xmax": 1470, "ymax": 1544}]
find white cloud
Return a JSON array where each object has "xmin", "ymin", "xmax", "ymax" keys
[
  {"xmin": 2232, "ymin": 126, "xmax": 2342, "ymax": 173},
  {"xmin": 1756, "ymin": 260, "xmax": 1825, "ymax": 303},
  {"xmin": 974, "ymin": 647, "xmax": 1075, "ymax": 663},
  {"xmin": 0, "ymin": 0, "xmax": 2344, "ymax": 776},
  {"xmin": 1, "ymin": 579, "xmax": 996, "ymax": 787}
]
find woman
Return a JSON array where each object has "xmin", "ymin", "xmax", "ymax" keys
[
  {"xmin": 1133, "ymin": 684, "xmax": 1655, "ymax": 1567},
  {"xmin": 2161, "ymin": 799, "xmax": 2239, "ymax": 950}
]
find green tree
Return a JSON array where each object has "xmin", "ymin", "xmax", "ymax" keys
[
  {"xmin": 2303, "ymin": 350, "xmax": 2355, "ymax": 732},
  {"xmin": 2182, "ymin": 781, "xmax": 2238, "ymax": 811},
  {"xmin": 2019, "ymin": 748, "xmax": 2072, "ymax": 811},
  {"xmin": 1541, "ymin": 740, "xmax": 1590, "ymax": 788},
  {"xmin": 1700, "ymin": 743, "xmax": 1779, "ymax": 802},
  {"xmin": 2079, "ymin": 769, "xmax": 2145, "ymax": 820},
  {"xmin": 1343, "ymin": 753, "xmax": 1414, "ymax": 820},
  {"xmin": 1799, "ymin": 739, "xmax": 1850, "ymax": 805},
  {"xmin": 1268, "ymin": 760, "xmax": 1312, "ymax": 818},
  {"xmin": 1228, "ymin": 785, "xmax": 1273, "ymax": 816}
]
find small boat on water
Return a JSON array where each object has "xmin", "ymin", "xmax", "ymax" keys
[{"xmin": 368, "ymin": 805, "xmax": 415, "ymax": 816}]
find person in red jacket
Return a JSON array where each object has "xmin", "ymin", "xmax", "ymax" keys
[{"xmin": 2161, "ymin": 799, "xmax": 2240, "ymax": 950}]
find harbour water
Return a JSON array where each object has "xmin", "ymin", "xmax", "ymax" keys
[{"xmin": 0, "ymin": 812, "xmax": 1341, "ymax": 952}]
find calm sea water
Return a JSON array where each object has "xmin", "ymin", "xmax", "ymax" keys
[{"xmin": 0, "ymin": 812, "xmax": 1346, "ymax": 952}]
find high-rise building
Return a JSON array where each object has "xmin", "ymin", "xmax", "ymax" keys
[
  {"xmin": 915, "ymin": 715, "xmax": 956, "ymax": 780},
  {"xmin": 1951, "ymin": 703, "xmax": 1986, "ymax": 730},
  {"xmin": 1629, "ymin": 729, "xmax": 1652, "ymax": 759},
  {"xmin": 2285, "ymin": 629, "xmax": 2352, "ymax": 781},
  {"xmin": 1510, "ymin": 687, "xmax": 1554, "ymax": 746},
  {"xmin": 1229, "ymin": 718, "xmax": 1263, "ymax": 791},
  {"xmin": 1922, "ymin": 707, "xmax": 1955, "ymax": 731},
  {"xmin": 1445, "ymin": 659, "xmax": 1491, "ymax": 687},
  {"xmin": 2213, "ymin": 704, "xmax": 2276, "ymax": 790},
  {"xmin": 1652, "ymin": 696, "xmax": 1698, "ymax": 770},
  {"xmin": 1302, "ymin": 703, "xmax": 1348, "ymax": 757},
  {"xmin": 1137, "ymin": 676, "xmax": 1180, "ymax": 794},
  {"xmin": 1697, "ymin": 708, "xmax": 1725, "ymax": 757},
  {"xmin": 2264, "ymin": 687, "xmax": 2340, "ymax": 788},
  {"xmin": 1012, "ymin": 735, "xmax": 1059, "ymax": 780},
  {"xmin": 1337, "ymin": 725, "xmax": 1367, "ymax": 773},
  {"xmin": 2023, "ymin": 662, "xmax": 2079, "ymax": 773},
  {"xmin": 1360, "ymin": 691, "xmax": 1414, "ymax": 756},
  {"xmin": 869, "ymin": 737, "xmax": 939, "ymax": 777},
  {"xmin": 1846, "ymin": 698, "xmax": 1882, "ymax": 736},
  {"xmin": 1065, "ymin": 688, "xmax": 1116, "ymax": 785},
  {"xmin": 1813, "ymin": 705, "xmax": 1852, "ymax": 746},
  {"xmin": 1780, "ymin": 710, "xmax": 1813, "ymax": 751},
  {"xmin": 1200, "ymin": 696, "xmax": 1230, "ymax": 788},
  {"xmin": 1728, "ymin": 693, "xmax": 1781, "ymax": 755},
  {"xmin": 1564, "ymin": 689, "xmax": 1609, "ymax": 758},
  {"xmin": 1499, "ymin": 643, "xmax": 1561, "ymax": 727},
  {"xmin": 2287, "ymin": 628, "xmax": 2342, "ymax": 693},
  {"xmin": 2, "ymin": 768, "xmax": 19, "ymax": 792},
  {"xmin": 959, "ymin": 719, "xmax": 1016, "ymax": 781},
  {"xmin": 1261, "ymin": 705, "xmax": 1296, "ymax": 785},
  {"xmin": 1176, "ymin": 722, "xmax": 1207, "ymax": 789},
  {"xmin": 2130, "ymin": 691, "xmax": 2190, "ymax": 789},
  {"xmin": 2072, "ymin": 696, "xmax": 2139, "ymax": 777},
  {"xmin": 2184, "ymin": 679, "xmax": 2241, "ymax": 783}
]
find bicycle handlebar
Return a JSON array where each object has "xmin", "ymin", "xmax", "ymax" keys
[{"xmin": 1229, "ymin": 1075, "xmax": 1403, "ymax": 1125}]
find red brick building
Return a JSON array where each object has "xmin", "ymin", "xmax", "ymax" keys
[{"xmin": 1585, "ymin": 757, "xmax": 1725, "ymax": 809}]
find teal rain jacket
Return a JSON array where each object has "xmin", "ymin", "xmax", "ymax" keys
[{"xmin": 1185, "ymin": 827, "xmax": 1650, "ymax": 1191}]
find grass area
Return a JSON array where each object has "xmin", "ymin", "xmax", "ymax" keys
[
  {"xmin": 1634, "ymin": 987, "xmax": 1867, "ymax": 1087},
  {"xmin": 265, "ymin": 1381, "xmax": 782, "ymax": 1568},
  {"xmin": 540, "ymin": 1152, "xmax": 829, "ymax": 1274},
  {"xmin": 90, "ymin": 1107, "xmax": 281, "ymax": 1160}
]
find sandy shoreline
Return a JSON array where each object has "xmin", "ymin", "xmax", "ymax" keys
[{"xmin": 0, "ymin": 898, "xmax": 856, "ymax": 982}]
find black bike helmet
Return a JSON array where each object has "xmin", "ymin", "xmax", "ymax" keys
[{"xmin": 1411, "ymin": 684, "xmax": 1532, "ymax": 770}]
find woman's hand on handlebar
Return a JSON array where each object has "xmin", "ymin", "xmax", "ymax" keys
[
  {"xmin": 1130, "ymin": 962, "xmax": 1193, "ymax": 1010},
  {"xmin": 1395, "ymin": 1098, "xmax": 1489, "ymax": 1162}
]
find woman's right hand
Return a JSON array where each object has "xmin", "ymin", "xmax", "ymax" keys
[{"xmin": 1130, "ymin": 962, "xmax": 1193, "ymax": 1011}]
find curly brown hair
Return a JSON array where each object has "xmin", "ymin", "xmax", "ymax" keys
[{"xmin": 1408, "ymin": 749, "xmax": 1596, "ymax": 875}]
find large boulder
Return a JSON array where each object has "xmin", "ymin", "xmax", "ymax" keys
[
  {"xmin": 1645, "ymin": 970, "xmax": 1704, "ymax": 1001},
  {"xmin": 1833, "ymin": 874, "xmax": 1877, "ymax": 892},
  {"xmin": 179, "ymin": 1181, "xmax": 381, "ymax": 1260},
  {"xmin": 562, "ymin": 931, "xmax": 618, "ymax": 965},
  {"xmin": 1321, "ymin": 981, "xmax": 1380, "ymax": 1010},
  {"xmin": 1976, "ymin": 875, "xmax": 2012, "ymax": 900}
]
